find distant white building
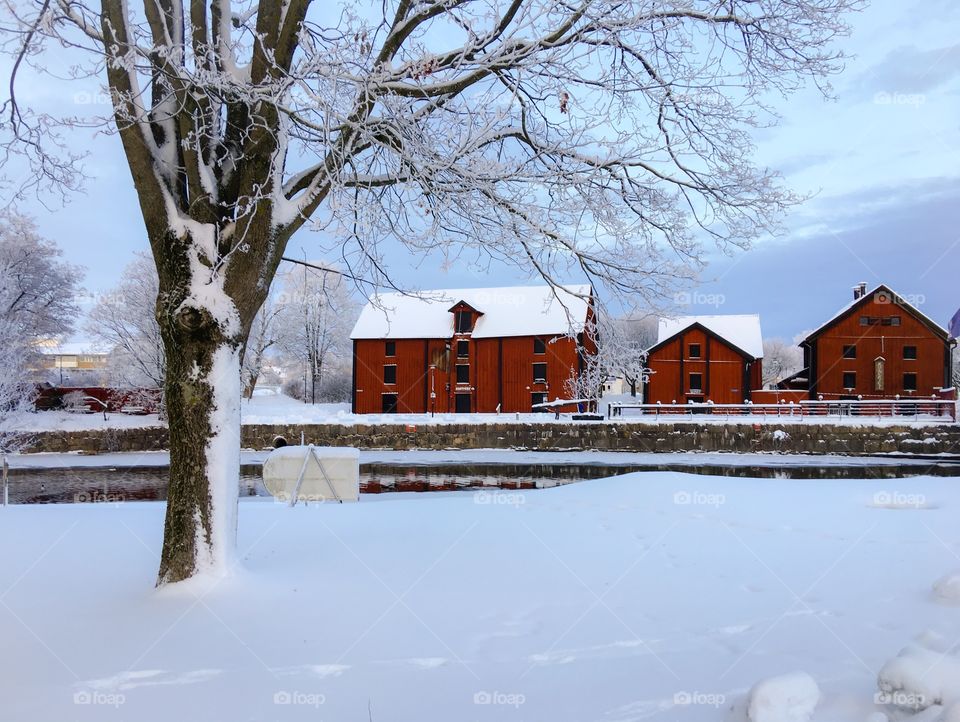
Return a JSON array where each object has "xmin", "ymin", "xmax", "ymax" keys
[{"xmin": 34, "ymin": 341, "xmax": 110, "ymax": 384}]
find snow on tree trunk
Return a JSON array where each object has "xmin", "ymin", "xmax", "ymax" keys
[
  {"xmin": 154, "ymin": 222, "xmax": 250, "ymax": 586},
  {"xmin": 158, "ymin": 329, "xmax": 241, "ymax": 583}
]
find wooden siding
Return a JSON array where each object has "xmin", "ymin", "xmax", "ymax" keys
[
  {"xmin": 807, "ymin": 295, "xmax": 952, "ymax": 399},
  {"xmin": 645, "ymin": 327, "xmax": 761, "ymax": 404},
  {"xmin": 353, "ymin": 334, "xmax": 585, "ymax": 414}
]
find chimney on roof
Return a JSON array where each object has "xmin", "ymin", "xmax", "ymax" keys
[{"xmin": 853, "ymin": 281, "xmax": 868, "ymax": 300}]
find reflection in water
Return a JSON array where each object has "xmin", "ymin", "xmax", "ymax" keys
[{"xmin": 6, "ymin": 461, "xmax": 960, "ymax": 505}]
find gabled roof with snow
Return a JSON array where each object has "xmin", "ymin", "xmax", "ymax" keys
[
  {"xmin": 801, "ymin": 284, "xmax": 951, "ymax": 345},
  {"xmin": 653, "ymin": 314, "xmax": 764, "ymax": 359},
  {"xmin": 350, "ymin": 285, "xmax": 593, "ymax": 340}
]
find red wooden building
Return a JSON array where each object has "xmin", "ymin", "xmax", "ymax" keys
[
  {"xmin": 644, "ymin": 315, "xmax": 764, "ymax": 404},
  {"xmin": 781, "ymin": 283, "xmax": 956, "ymax": 400},
  {"xmin": 350, "ymin": 285, "xmax": 595, "ymax": 414}
]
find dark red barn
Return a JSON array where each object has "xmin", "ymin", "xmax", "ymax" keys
[
  {"xmin": 350, "ymin": 285, "xmax": 595, "ymax": 414},
  {"xmin": 782, "ymin": 283, "xmax": 956, "ymax": 400},
  {"xmin": 644, "ymin": 315, "xmax": 764, "ymax": 404}
]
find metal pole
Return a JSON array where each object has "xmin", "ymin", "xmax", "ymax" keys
[{"xmin": 3, "ymin": 454, "xmax": 8, "ymax": 507}]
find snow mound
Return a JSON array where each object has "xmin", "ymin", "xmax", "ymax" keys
[
  {"xmin": 932, "ymin": 573, "xmax": 960, "ymax": 605},
  {"xmin": 878, "ymin": 642, "xmax": 960, "ymax": 711},
  {"xmin": 747, "ymin": 672, "xmax": 820, "ymax": 722}
]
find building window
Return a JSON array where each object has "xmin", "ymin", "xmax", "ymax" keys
[
  {"xmin": 457, "ymin": 340, "xmax": 469, "ymax": 358},
  {"xmin": 533, "ymin": 338, "xmax": 546, "ymax": 355},
  {"xmin": 381, "ymin": 394, "xmax": 398, "ymax": 413},
  {"xmin": 456, "ymin": 364, "xmax": 470, "ymax": 384},
  {"xmin": 689, "ymin": 372, "xmax": 703, "ymax": 392},
  {"xmin": 531, "ymin": 392, "xmax": 548, "ymax": 411},
  {"xmin": 455, "ymin": 310, "xmax": 473, "ymax": 333},
  {"xmin": 383, "ymin": 365, "xmax": 397, "ymax": 384},
  {"xmin": 903, "ymin": 346, "xmax": 917, "ymax": 360},
  {"xmin": 688, "ymin": 343, "xmax": 701, "ymax": 359},
  {"xmin": 863, "ymin": 315, "xmax": 902, "ymax": 327},
  {"xmin": 903, "ymin": 372, "xmax": 918, "ymax": 391},
  {"xmin": 842, "ymin": 371, "xmax": 856, "ymax": 389},
  {"xmin": 842, "ymin": 345, "xmax": 857, "ymax": 359},
  {"xmin": 385, "ymin": 341, "xmax": 396, "ymax": 357},
  {"xmin": 533, "ymin": 362, "xmax": 548, "ymax": 383}
]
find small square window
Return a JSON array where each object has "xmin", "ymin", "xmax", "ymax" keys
[
  {"xmin": 383, "ymin": 365, "xmax": 397, "ymax": 384},
  {"xmin": 842, "ymin": 345, "xmax": 857, "ymax": 359},
  {"xmin": 531, "ymin": 392, "xmax": 548, "ymax": 411},
  {"xmin": 903, "ymin": 346, "xmax": 917, "ymax": 360},
  {"xmin": 457, "ymin": 340, "xmax": 469, "ymax": 358},
  {"xmin": 842, "ymin": 371, "xmax": 856, "ymax": 389},
  {"xmin": 456, "ymin": 364, "xmax": 469, "ymax": 384},
  {"xmin": 903, "ymin": 372, "xmax": 918, "ymax": 391},
  {"xmin": 533, "ymin": 338, "xmax": 546, "ymax": 355},
  {"xmin": 533, "ymin": 362, "xmax": 548, "ymax": 383},
  {"xmin": 385, "ymin": 341, "xmax": 396, "ymax": 357},
  {"xmin": 689, "ymin": 372, "xmax": 703, "ymax": 392},
  {"xmin": 689, "ymin": 343, "xmax": 701, "ymax": 359}
]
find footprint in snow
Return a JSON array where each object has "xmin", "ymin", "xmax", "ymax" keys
[
  {"xmin": 718, "ymin": 623, "xmax": 752, "ymax": 635},
  {"xmin": 77, "ymin": 668, "xmax": 221, "ymax": 692},
  {"xmin": 405, "ymin": 657, "xmax": 448, "ymax": 669},
  {"xmin": 272, "ymin": 663, "xmax": 351, "ymax": 679}
]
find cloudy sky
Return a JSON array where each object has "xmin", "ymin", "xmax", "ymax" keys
[{"xmin": 8, "ymin": 1, "xmax": 960, "ymax": 340}]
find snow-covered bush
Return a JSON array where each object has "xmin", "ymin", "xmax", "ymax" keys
[
  {"xmin": 878, "ymin": 641, "xmax": 960, "ymax": 711},
  {"xmin": 932, "ymin": 573, "xmax": 960, "ymax": 605},
  {"xmin": 747, "ymin": 672, "xmax": 820, "ymax": 722}
]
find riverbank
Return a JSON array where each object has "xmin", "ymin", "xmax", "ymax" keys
[{"xmin": 16, "ymin": 419, "xmax": 960, "ymax": 456}]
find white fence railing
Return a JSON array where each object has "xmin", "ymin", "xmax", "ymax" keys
[{"xmin": 608, "ymin": 399, "xmax": 957, "ymax": 423}]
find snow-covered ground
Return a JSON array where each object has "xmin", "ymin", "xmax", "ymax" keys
[
  {"xmin": 2, "ymin": 472, "xmax": 960, "ymax": 721},
  {"xmin": 8, "ymin": 391, "xmax": 956, "ymax": 432}
]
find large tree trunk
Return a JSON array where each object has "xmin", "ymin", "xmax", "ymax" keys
[
  {"xmin": 157, "ymin": 329, "xmax": 241, "ymax": 584},
  {"xmin": 156, "ymin": 292, "xmax": 244, "ymax": 585}
]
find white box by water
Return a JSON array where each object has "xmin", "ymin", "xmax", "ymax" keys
[{"xmin": 262, "ymin": 445, "xmax": 360, "ymax": 502}]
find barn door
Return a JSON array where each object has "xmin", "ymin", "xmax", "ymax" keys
[{"xmin": 455, "ymin": 393, "xmax": 471, "ymax": 413}]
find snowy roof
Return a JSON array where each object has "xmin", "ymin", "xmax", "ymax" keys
[
  {"xmin": 656, "ymin": 314, "xmax": 764, "ymax": 359},
  {"xmin": 801, "ymin": 284, "xmax": 951, "ymax": 344},
  {"xmin": 350, "ymin": 285, "xmax": 593, "ymax": 340},
  {"xmin": 37, "ymin": 342, "xmax": 105, "ymax": 356}
]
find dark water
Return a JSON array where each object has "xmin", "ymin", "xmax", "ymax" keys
[{"xmin": 5, "ymin": 460, "xmax": 960, "ymax": 505}]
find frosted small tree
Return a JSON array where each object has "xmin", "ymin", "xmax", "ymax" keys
[
  {"xmin": 3, "ymin": 0, "xmax": 861, "ymax": 584},
  {"xmin": 0, "ymin": 318, "xmax": 32, "ymax": 453},
  {"xmin": 762, "ymin": 337, "xmax": 804, "ymax": 388},
  {"xmin": 0, "ymin": 211, "xmax": 82, "ymax": 344},
  {"xmin": 0, "ymin": 212, "xmax": 82, "ymax": 449},
  {"xmin": 87, "ymin": 252, "xmax": 166, "ymax": 389},
  {"xmin": 242, "ymin": 298, "xmax": 280, "ymax": 399},
  {"xmin": 569, "ymin": 314, "xmax": 653, "ymax": 401},
  {"xmin": 275, "ymin": 264, "xmax": 357, "ymax": 404}
]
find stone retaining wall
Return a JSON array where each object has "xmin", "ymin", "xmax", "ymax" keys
[{"xmin": 22, "ymin": 421, "xmax": 960, "ymax": 456}]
